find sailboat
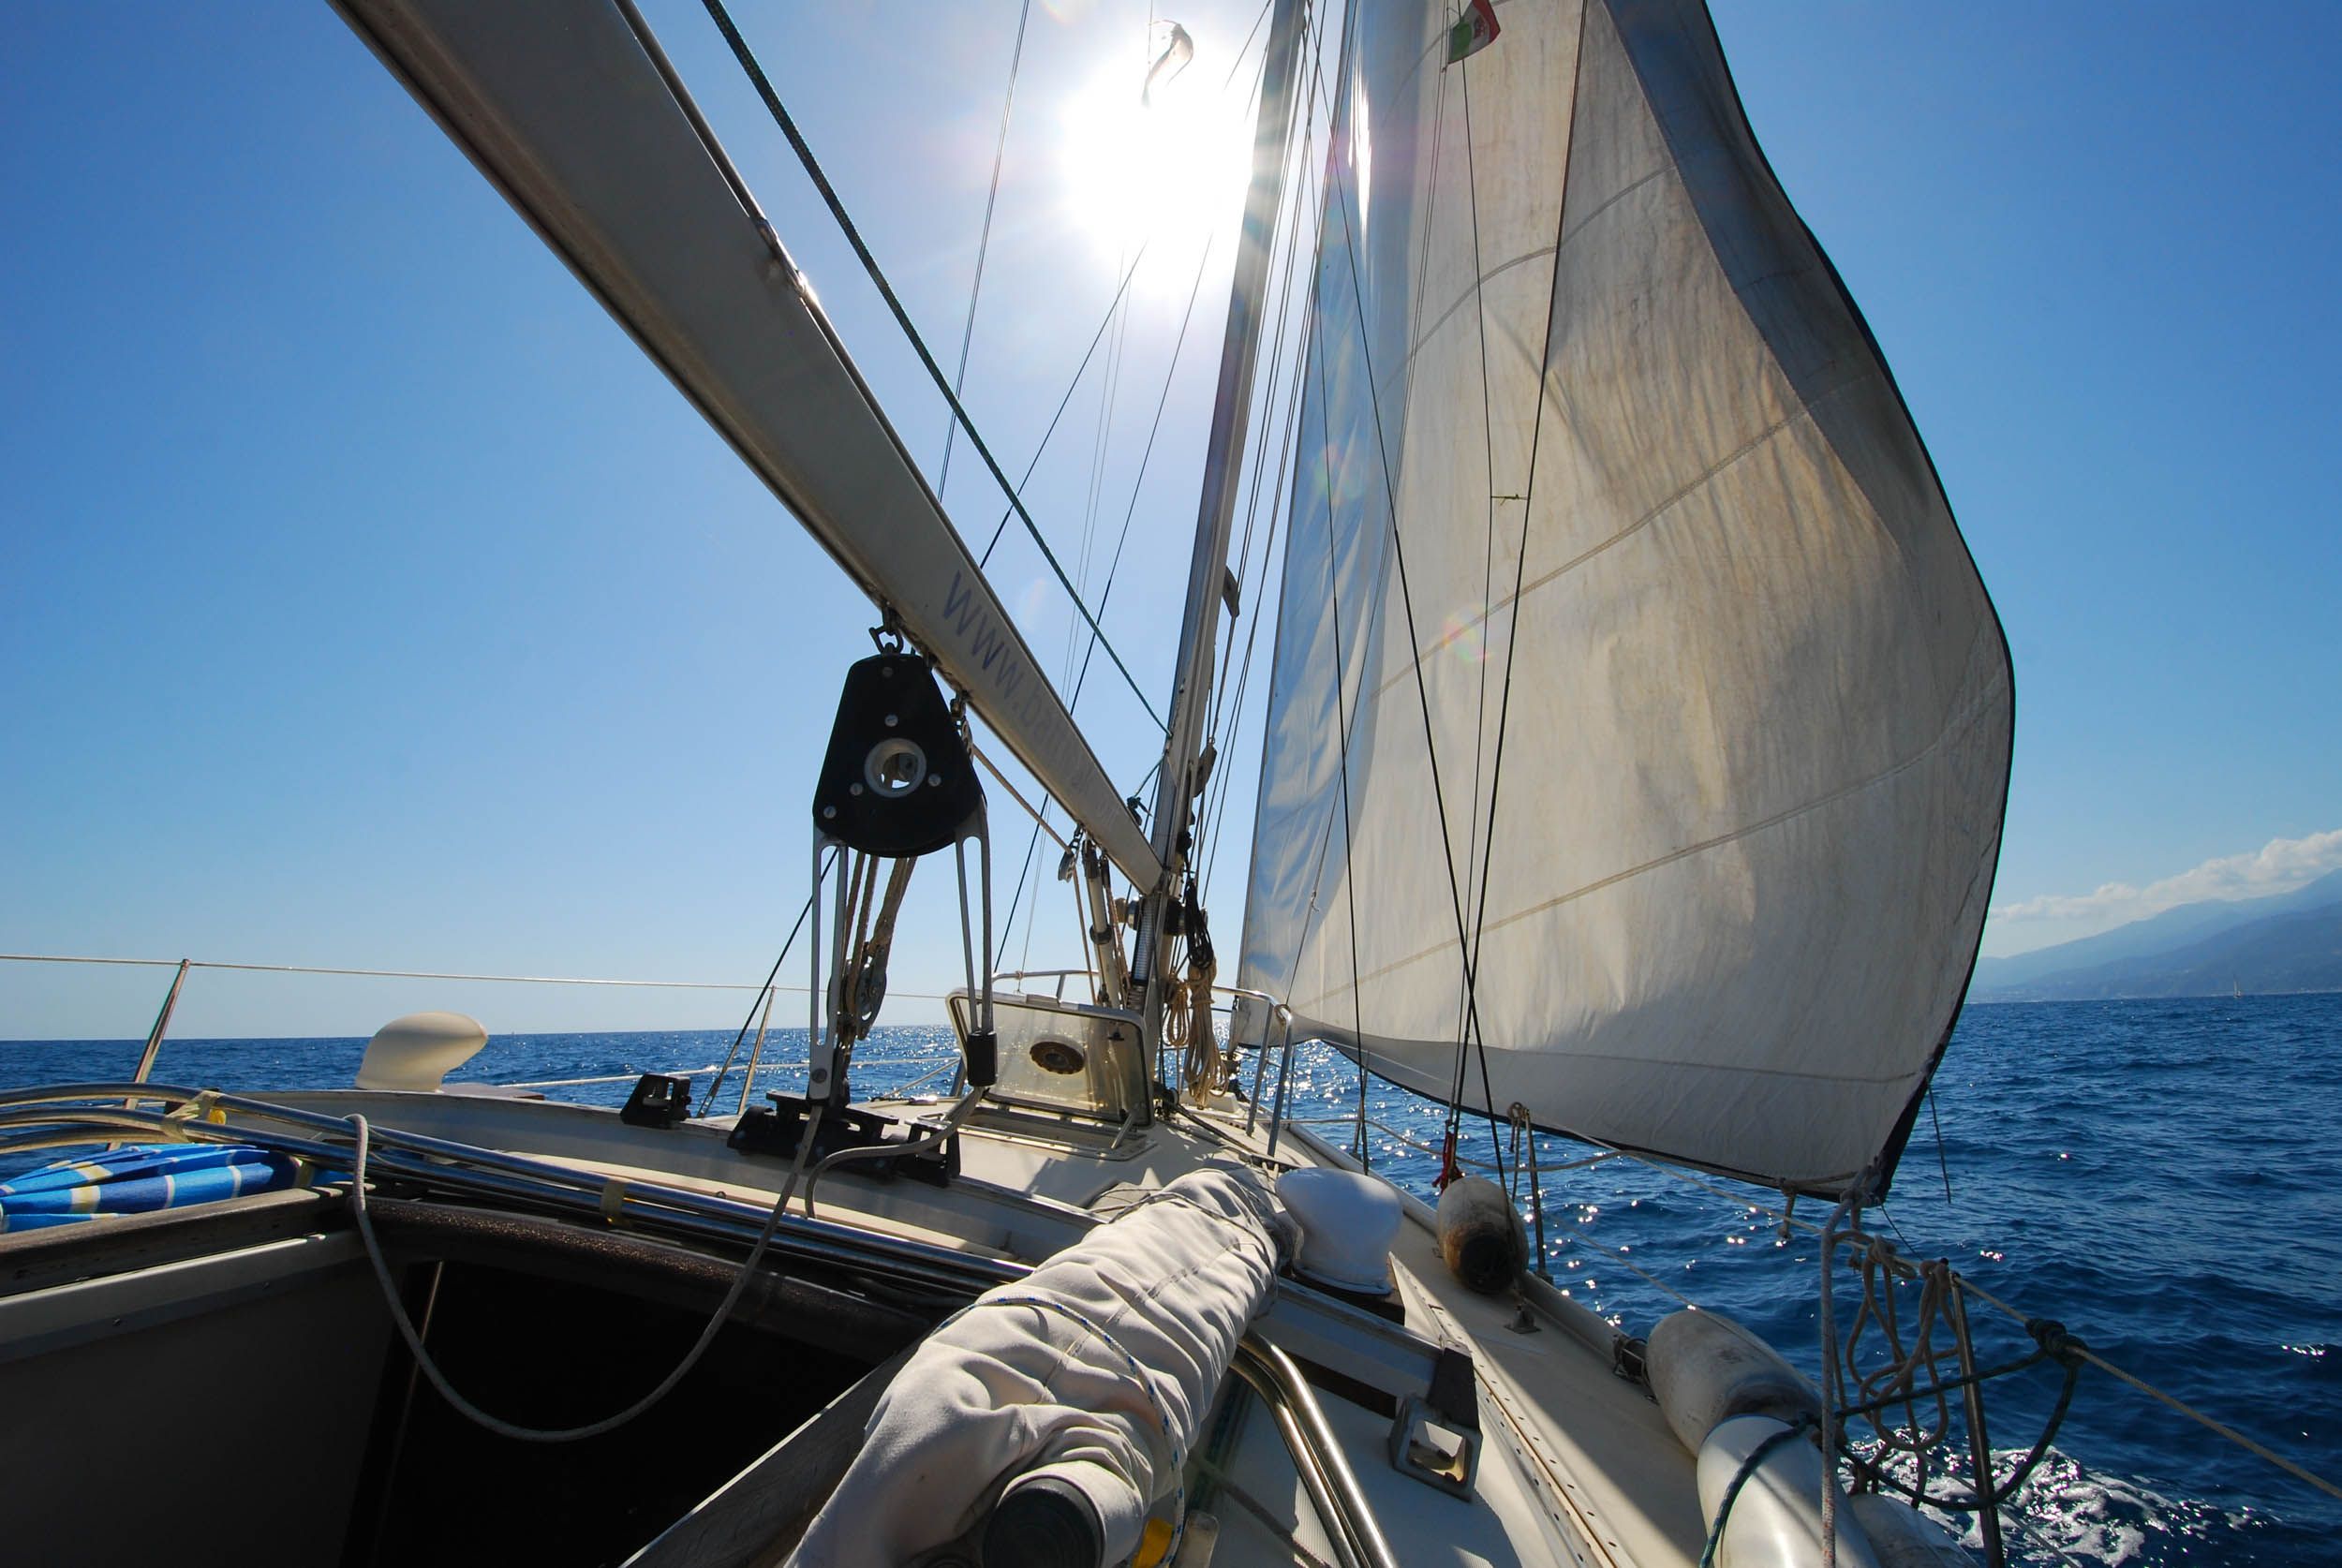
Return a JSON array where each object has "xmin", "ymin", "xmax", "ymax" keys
[{"xmin": 0, "ymin": 1, "xmax": 2021, "ymax": 1565}]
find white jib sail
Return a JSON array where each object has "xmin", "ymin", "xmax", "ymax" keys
[{"xmin": 1238, "ymin": 0, "xmax": 2012, "ymax": 1196}]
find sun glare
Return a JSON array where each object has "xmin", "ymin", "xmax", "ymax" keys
[{"xmin": 1058, "ymin": 44, "xmax": 1256, "ymax": 285}]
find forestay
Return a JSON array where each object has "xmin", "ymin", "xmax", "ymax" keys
[{"xmin": 1238, "ymin": 0, "xmax": 2011, "ymax": 1196}]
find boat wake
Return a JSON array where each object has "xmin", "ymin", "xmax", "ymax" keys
[{"xmin": 1865, "ymin": 1444, "xmax": 2274, "ymax": 1565}]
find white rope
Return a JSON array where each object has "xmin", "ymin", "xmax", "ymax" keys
[
  {"xmin": 343, "ymin": 1103, "xmax": 822, "ymax": 1442},
  {"xmin": 1816, "ymin": 1190, "xmax": 1864, "ymax": 1568},
  {"xmin": 1843, "ymin": 1237, "xmax": 1961, "ymax": 1463},
  {"xmin": 1170, "ymin": 957, "xmax": 1227, "ymax": 1102}
]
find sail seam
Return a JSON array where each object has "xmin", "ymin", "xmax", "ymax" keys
[
  {"xmin": 1356, "ymin": 373, "xmax": 1867, "ymax": 710},
  {"xmin": 1297, "ymin": 660, "xmax": 2008, "ymax": 1004},
  {"xmin": 1291, "ymin": 1019, "xmax": 1932, "ymax": 1089},
  {"xmin": 1389, "ymin": 243, "xmax": 1561, "ymax": 381},
  {"xmin": 1378, "ymin": 167, "xmax": 1676, "ymax": 399}
]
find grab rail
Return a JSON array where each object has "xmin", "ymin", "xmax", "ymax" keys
[{"xmin": 1231, "ymin": 1338, "xmax": 1399, "ymax": 1568}]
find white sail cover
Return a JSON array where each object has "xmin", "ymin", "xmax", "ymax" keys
[{"xmin": 1238, "ymin": 0, "xmax": 2011, "ymax": 1195}]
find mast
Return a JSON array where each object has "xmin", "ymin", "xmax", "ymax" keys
[{"xmin": 1133, "ymin": 0, "xmax": 1307, "ymax": 1062}]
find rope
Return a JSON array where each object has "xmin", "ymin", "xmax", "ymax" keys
[
  {"xmin": 1957, "ymin": 1276, "xmax": 2342, "ymax": 1505},
  {"xmin": 1170, "ymin": 953, "xmax": 1226, "ymax": 1101},
  {"xmin": 693, "ymin": 0, "xmax": 1164, "ymax": 732},
  {"xmin": 1843, "ymin": 1239, "xmax": 1960, "ymax": 1462},
  {"xmin": 1699, "ymin": 1413, "xmax": 1818, "ymax": 1568},
  {"xmin": 801, "ymin": 1087, "xmax": 987, "ymax": 1219},
  {"xmin": 343, "ymin": 1103, "xmax": 822, "ymax": 1442},
  {"xmin": 1816, "ymin": 1191, "xmax": 1862, "ymax": 1568}
]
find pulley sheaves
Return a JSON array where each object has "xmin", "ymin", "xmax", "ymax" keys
[{"xmin": 813, "ymin": 652, "xmax": 984, "ymax": 855}]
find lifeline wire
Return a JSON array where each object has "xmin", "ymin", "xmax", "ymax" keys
[
  {"xmin": 991, "ymin": 225, "xmax": 1228, "ymax": 969},
  {"xmin": 1956, "ymin": 1274, "xmax": 2342, "ymax": 1505}
]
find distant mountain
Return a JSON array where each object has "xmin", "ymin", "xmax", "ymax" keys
[{"xmin": 1971, "ymin": 868, "xmax": 2342, "ymax": 1001}]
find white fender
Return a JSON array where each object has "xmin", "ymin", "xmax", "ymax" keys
[
  {"xmin": 1846, "ymin": 1493, "xmax": 1975, "ymax": 1567},
  {"xmin": 1647, "ymin": 1308, "xmax": 1822, "ymax": 1453},
  {"xmin": 1696, "ymin": 1414, "xmax": 1882, "ymax": 1568}
]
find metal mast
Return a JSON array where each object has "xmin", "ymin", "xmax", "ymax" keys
[{"xmin": 1132, "ymin": 0, "xmax": 1308, "ymax": 1070}]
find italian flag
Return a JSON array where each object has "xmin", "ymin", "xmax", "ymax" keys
[{"xmin": 1446, "ymin": 0, "xmax": 1500, "ymax": 64}]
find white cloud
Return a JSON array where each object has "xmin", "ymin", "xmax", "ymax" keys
[{"xmin": 1990, "ymin": 828, "xmax": 2342, "ymax": 928}]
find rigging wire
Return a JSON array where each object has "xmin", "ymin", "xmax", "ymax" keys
[
  {"xmin": 1451, "ymin": 53, "xmax": 1502, "ymax": 1047},
  {"xmin": 701, "ymin": 852, "xmax": 835, "ymax": 1115},
  {"xmin": 992, "ymin": 222, "xmax": 1229, "ymax": 970},
  {"xmin": 1197, "ymin": 42, "xmax": 1335, "ymax": 909},
  {"xmin": 1443, "ymin": 22, "xmax": 1553, "ymax": 1170},
  {"xmin": 1194, "ymin": 77, "xmax": 1323, "ymax": 906},
  {"xmin": 694, "ymin": 0, "xmax": 1164, "ymax": 732},
  {"xmin": 1311, "ymin": 31, "xmax": 1507, "ymax": 1181},
  {"xmin": 936, "ymin": 0, "xmax": 1034, "ymax": 493},
  {"xmin": 1196, "ymin": 298, "xmax": 1308, "ymax": 904},
  {"xmin": 984, "ymin": 11, "xmax": 1285, "ymax": 975},
  {"xmin": 1312, "ymin": 321, "xmax": 1372, "ymax": 1172},
  {"xmin": 974, "ymin": 237, "xmax": 1154, "ymax": 569}
]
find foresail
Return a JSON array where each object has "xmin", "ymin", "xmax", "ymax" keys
[
  {"xmin": 333, "ymin": 0, "xmax": 1163, "ymax": 888},
  {"xmin": 1238, "ymin": 0, "xmax": 2012, "ymax": 1196}
]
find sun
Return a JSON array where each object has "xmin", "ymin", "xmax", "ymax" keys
[{"xmin": 1057, "ymin": 40, "xmax": 1258, "ymax": 287}]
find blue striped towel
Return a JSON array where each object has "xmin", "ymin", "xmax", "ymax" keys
[{"xmin": 0, "ymin": 1144, "xmax": 307, "ymax": 1232}]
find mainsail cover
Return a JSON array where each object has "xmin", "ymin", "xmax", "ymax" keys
[{"xmin": 1238, "ymin": 0, "xmax": 2012, "ymax": 1196}]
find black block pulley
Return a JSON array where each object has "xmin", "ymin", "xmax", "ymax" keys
[{"xmin": 812, "ymin": 653, "xmax": 983, "ymax": 855}]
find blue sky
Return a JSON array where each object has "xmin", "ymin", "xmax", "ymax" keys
[{"xmin": 5, "ymin": 2, "xmax": 2338, "ymax": 1041}]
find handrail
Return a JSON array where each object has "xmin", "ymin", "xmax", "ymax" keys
[
  {"xmin": 0, "ymin": 1086, "xmax": 1018, "ymax": 1299},
  {"xmin": 1231, "ymin": 1338, "xmax": 1399, "ymax": 1568}
]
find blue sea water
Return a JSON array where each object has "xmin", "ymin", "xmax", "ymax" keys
[{"xmin": 4, "ymin": 993, "xmax": 2336, "ymax": 1564}]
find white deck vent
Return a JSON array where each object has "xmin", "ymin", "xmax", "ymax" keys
[{"xmin": 354, "ymin": 1011, "xmax": 489, "ymax": 1092}]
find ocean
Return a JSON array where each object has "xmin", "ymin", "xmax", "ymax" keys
[{"xmin": 5, "ymin": 993, "xmax": 2335, "ymax": 1565}]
